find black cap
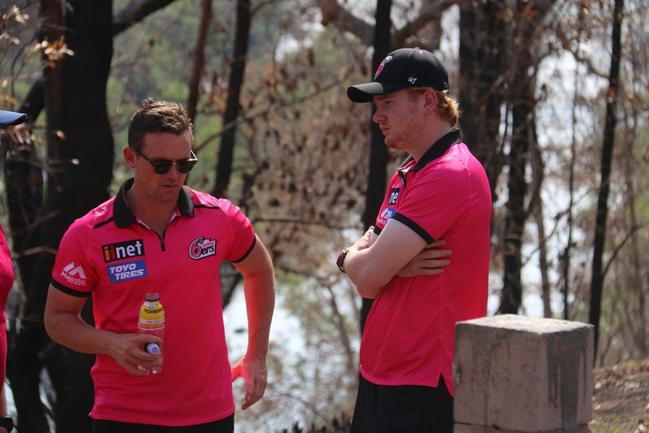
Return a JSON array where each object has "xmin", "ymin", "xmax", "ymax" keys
[
  {"xmin": 347, "ymin": 48, "xmax": 449, "ymax": 103},
  {"xmin": 0, "ymin": 109, "xmax": 27, "ymax": 127}
]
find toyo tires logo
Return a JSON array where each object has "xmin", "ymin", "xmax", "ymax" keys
[{"xmin": 189, "ymin": 237, "xmax": 217, "ymax": 260}]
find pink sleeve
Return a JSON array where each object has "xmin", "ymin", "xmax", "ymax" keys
[
  {"xmin": 0, "ymin": 224, "xmax": 14, "ymax": 307},
  {"xmin": 393, "ymin": 166, "xmax": 469, "ymax": 243},
  {"xmin": 222, "ymin": 201, "xmax": 256, "ymax": 263},
  {"xmin": 51, "ymin": 222, "xmax": 96, "ymax": 296}
]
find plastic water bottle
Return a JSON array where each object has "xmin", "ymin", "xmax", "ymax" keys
[{"xmin": 138, "ymin": 292, "xmax": 164, "ymax": 374}]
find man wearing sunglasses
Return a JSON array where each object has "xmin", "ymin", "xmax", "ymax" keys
[{"xmin": 44, "ymin": 99, "xmax": 275, "ymax": 433}]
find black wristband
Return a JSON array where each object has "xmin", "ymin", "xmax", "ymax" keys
[
  {"xmin": 336, "ymin": 248, "xmax": 349, "ymax": 273},
  {"xmin": 0, "ymin": 417, "xmax": 14, "ymax": 432}
]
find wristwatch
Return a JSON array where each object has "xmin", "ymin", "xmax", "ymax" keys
[
  {"xmin": 0, "ymin": 417, "xmax": 14, "ymax": 432},
  {"xmin": 336, "ymin": 248, "xmax": 349, "ymax": 273}
]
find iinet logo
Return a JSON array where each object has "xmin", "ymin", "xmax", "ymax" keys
[{"xmin": 61, "ymin": 262, "xmax": 87, "ymax": 286}]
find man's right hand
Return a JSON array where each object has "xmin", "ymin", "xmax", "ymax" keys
[
  {"xmin": 397, "ymin": 239, "xmax": 451, "ymax": 278},
  {"xmin": 105, "ymin": 333, "xmax": 163, "ymax": 376}
]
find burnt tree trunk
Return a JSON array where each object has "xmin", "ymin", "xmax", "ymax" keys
[
  {"xmin": 458, "ymin": 2, "xmax": 508, "ymax": 196},
  {"xmin": 529, "ymin": 139, "xmax": 552, "ymax": 318},
  {"xmin": 6, "ymin": 1, "xmax": 114, "ymax": 432},
  {"xmin": 6, "ymin": 3, "xmax": 66, "ymax": 431},
  {"xmin": 500, "ymin": 1, "xmax": 534, "ymax": 314},
  {"xmin": 17, "ymin": 0, "xmax": 180, "ymax": 126},
  {"xmin": 213, "ymin": 0, "xmax": 252, "ymax": 198},
  {"xmin": 499, "ymin": 0, "xmax": 555, "ymax": 314},
  {"xmin": 590, "ymin": 0, "xmax": 624, "ymax": 360},
  {"xmin": 187, "ymin": 0, "xmax": 213, "ymax": 124},
  {"xmin": 360, "ymin": 0, "xmax": 392, "ymax": 333}
]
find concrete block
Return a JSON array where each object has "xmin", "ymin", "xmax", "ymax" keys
[{"xmin": 454, "ymin": 315, "xmax": 593, "ymax": 433}]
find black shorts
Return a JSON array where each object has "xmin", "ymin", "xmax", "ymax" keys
[
  {"xmin": 351, "ymin": 375, "xmax": 453, "ymax": 433},
  {"xmin": 92, "ymin": 415, "xmax": 234, "ymax": 433}
]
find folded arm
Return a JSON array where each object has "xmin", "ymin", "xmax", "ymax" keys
[{"xmin": 343, "ymin": 219, "xmax": 431, "ymax": 298}]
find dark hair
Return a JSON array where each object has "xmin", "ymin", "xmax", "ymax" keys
[{"xmin": 128, "ymin": 98, "xmax": 194, "ymax": 152}]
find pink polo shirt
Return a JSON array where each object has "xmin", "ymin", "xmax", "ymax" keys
[
  {"xmin": 51, "ymin": 179, "xmax": 255, "ymax": 426},
  {"xmin": 360, "ymin": 130, "xmax": 491, "ymax": 395}
]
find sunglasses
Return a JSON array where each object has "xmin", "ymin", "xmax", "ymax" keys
[{"xmin": 134, "ymin": 149, "xmax": 198, "ymax": 174}]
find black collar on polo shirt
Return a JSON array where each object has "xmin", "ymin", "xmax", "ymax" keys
[
  {"xmin": 400, "ymin": 128, "xmax": 462, "ymax": 172},
  {"xmin": 412, "ymin": 128, "xmax": 461, "ymax": 172},
  {"xmin": 114, "ymin": 178, "xmax": 195, "ymax": 228}
]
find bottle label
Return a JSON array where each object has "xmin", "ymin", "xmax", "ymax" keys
[{"xmin": 139, "ymin": 299, "xmax": 164, "ymax": 332}]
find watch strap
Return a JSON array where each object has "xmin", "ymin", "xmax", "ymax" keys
[
  {"xmin": 0, "ymin": 417, "xmax": 14, "ymax": 432},
  {"xmin": 336, "ymin": 248, "xmax": 349, "ymax": 273}
]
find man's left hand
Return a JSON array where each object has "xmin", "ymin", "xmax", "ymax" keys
[
  {"xmin": 397, "ymin": 239, "xmax": 451, "ymax": 278},
  {"xmin": 349, "ymin": 226, "xmax": 374, "ymax": 252},
  {"xmin": 231, "ymin": 355, "xmax": 268, "ymax": 410}
]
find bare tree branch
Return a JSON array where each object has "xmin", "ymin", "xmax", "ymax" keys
[
  {"xmin": 19, "ymin": 0, "xmax": 181, "ymax": 123},
  {"xmin": 602, "ymin": 224, "xmax": 646, "ymax": 281},
  {"xmin": 316, "ymin": 0, "xmax": 374, "ymax": 45},
  {"xmin": 391, "ymin": 0, "xmax": 455, "ymax": 47},
  {"xmin": 251, "ymin": 0, "xmax": 279, "ymax": 16},
  {"xmin": 112, "ymin": 0, "xmax": 178, "ymax": 35},
  {"xmin": 316, "ymin": 0, "xmax": 455, "ymax": 48}
]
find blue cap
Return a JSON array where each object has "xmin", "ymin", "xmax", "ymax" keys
[
  {"xmin": 0, "ymin": 110, "xmax": 27, "ymax": 127},
  {"xmin": 145, "ymin": 342, "xmax": 161, "ymax": 355}
]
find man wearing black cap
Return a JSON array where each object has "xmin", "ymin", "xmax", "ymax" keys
[
  {"xmin": 0, "ymin": 109, "xmax": 27, "ymax": 433},
  {"xmin": 337, "ymin": 48, "xmax": 492, "ymax": 433}
]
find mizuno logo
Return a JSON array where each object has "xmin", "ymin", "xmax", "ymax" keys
[{"xmin": 61, "ymin": 262, "xmax": 87, "ymax": 286}]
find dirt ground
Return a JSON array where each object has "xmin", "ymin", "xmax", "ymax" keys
[{"xmin": 591, "ymin": 358, "xmax": 649, "ymax": 433}]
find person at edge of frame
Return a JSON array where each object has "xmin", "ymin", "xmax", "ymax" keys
[{"xmin": 0, "ymin": 109, "xmax": 28, "ymax": 433}]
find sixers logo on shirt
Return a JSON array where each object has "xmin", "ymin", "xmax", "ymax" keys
[
  {"xmin": 374, "ymin": 55, "xmax": 393, "ymax": 80},
  {"xmin": 189, "ymin": 237, "xmax": 217, "ymax": 260}
]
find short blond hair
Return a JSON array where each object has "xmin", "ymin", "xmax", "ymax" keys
[{"xmin": 407, "ymin": 88, "xmax": 460, "ymax": 126}]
